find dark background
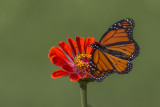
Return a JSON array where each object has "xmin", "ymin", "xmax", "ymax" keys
[{"xmin": 1, "ymin": 0, "xmax": 160, "ymax": 107}]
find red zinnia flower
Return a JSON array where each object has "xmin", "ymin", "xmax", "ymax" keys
[{"xmin": 48, "ymin": 36, "xmax": 96, "ymax": 82}]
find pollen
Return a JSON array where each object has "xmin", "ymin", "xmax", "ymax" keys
[{"xmin": 75, "ymin": 54, "xmax": 91, "ymax": 70}]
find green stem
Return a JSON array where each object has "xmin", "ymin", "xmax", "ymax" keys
[{"xmin": 79, "ymin": 82, "xmax": 88, "ymax": 107}]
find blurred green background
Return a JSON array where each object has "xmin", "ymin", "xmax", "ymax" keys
[{"xmin": 0, "ymin": 0, "xmax": 160, "ymax": 107}]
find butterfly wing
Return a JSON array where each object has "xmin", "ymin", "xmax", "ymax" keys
[
  {"xmin": 99, "ymin": 18, "xmax": 139, "ymax": 60},
  {"xmin": 106, "ymin": 41, "xmax": 139, "ymax": 60},
  {"xmin": 100, "ymin": 18, "xmax": 134, "ymax": 45},
  {"xmin": 90, "ymin": 49, "xmax": 115, "ymax": 81},
  {"xmin": 90, "ymin": 48, "xmax": 133, "ymax": 82},
  {"xmin": 90, "ymin": 18, "xmax": 139, "ymax": 81}
]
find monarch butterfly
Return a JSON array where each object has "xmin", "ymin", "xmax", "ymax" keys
[{"xmin": 90, "ymin": 18, "xmax": 140, "ymax": 82}]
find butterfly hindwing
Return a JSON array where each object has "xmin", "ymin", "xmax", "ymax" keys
[
  {"xmin": 90, "ymin": 49, "xmax": 115, "ymax": 81},
  {"xmin": 90, "ymin": 47, "xmax": 133, "ymax": 81},
  {"xmin": 105, "ymin": 53, "xmax": 133, "ymax": 74}
]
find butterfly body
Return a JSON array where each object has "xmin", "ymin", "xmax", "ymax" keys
[{"xmin": 90, "ymin": 18, "xmax": 140, "ymax": 82}]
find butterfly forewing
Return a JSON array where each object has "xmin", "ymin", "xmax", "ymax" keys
[
  {"xmin": 99, "ymin": 18, "xmax": 139, "ymax": 60},
  {"xmin": 99, "ymin": 19, "xmax": 134, "ymax": 46}
]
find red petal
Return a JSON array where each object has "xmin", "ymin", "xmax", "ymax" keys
[
  {"xmin": 84, "ymin": 37, "xmax": 95, "ymax": 54},
  {"xmin": 51, "ymin": 55, "xmax": 68, "ymax": 66},
  {"xmin": 67, "ymin": 38, "xmax": 77, "ymax": 57},
  {"xmin": 58, "ymin": 42, "xmax": 74, "ymax": 62},
  {"xmin": 62, "ymin": 64, "xmax": 74, "ymax": 73},
  {"xmin": 76, "ymin": 36, "xmax": 84, "ymax": 54},
  {"xmin": 86, "ymin": 73, "xmax": 93, "ymax": 79},
  {"xmin": 48, "ymin": 52, "xmax": 55, "ymax": 59},
  {"xmin": 51, "ymin": 70, "xmax": 69, "ymax": 79},
  {"xmin": 49, "ymin": 47, "xmax": 69, "ymax": 62},
  {"xmin": 78, "ymin": 71, "xmax": 87, "ymax": 78},
  {"xmin": 95, "ymin": 41, "xmax": 99, "ymax": 44},
  {"xmin": 69, "ymin": 73, "xmax": 79, "ymax": 82}
]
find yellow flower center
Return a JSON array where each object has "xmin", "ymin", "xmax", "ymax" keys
[{"xmin": 74, "ymin": 54, "xmax": 91, "ymax": 71}]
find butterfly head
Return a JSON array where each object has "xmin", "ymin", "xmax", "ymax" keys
[{"xmin": 91, "ymin": 44, "xmax": 97, "ymax": 49}]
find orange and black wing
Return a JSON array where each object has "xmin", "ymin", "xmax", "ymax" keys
[
  {"xmin": 90, "ymin": 49, "xmax": 133, "ymax": 82},
  {"xmin": 104, "ymin": 52, "xmax": 132, "ymax": 74},
  {"xmin": 90, "ymin": 49, "xmax": 115, "ymax": 81},
  {"xmin": 90, "ymin": 19, "xmax": 139, "ymax": 81},
  {"xmin": 106, "ymin": 41, "xmax": 139, "ymax": 60},
  {"xmin": 99, "ymin": 18, "xmax": 139, "ymax": 60}
]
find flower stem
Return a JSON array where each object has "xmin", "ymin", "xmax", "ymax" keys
[{"xmin": 79, "ymin": 82, "xmax": 88, "ymax": 107}]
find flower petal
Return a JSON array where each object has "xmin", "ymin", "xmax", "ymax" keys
[
  {"xmin": 95, "ymin": 41, "xmax": 99, "ymax": 44},
  {"xmin": 62, "ymin": 64, "xmax": 74, "ymax": 73},
  {"xmin": 76, "ymin": 36, "xmax": 84, "ymax": 54},
  {"xmin": 69, "ymin": 73, "xmax": 79, "ymax": 82},
  {"xmin": 78, "ymin": 71, "xmax": 87, "ymax": 78},
  {"xmin": 84, "ymin": 37, "xmax": 95, "ymax": 54},
  {"xmin": 51, "ymin": 55, "xmax": 68, "ymax": 66},
  {"xmin": 48, "ymin": 47, "xmax": 69, "ymax": 62},
  {"xmin": 48, "ymin": 52, "xmax": 55, "ymax": 59},
  {"xmin": 67, "ymin": 38, "xmax": 77, "ymax": 57},
  {"xmin": 51, "ymin": 70, "xmax": 69, "ymax": 79},
  {"xmin": 58, "ymin": 42, "xmax": 74, "ymax": 62}
]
